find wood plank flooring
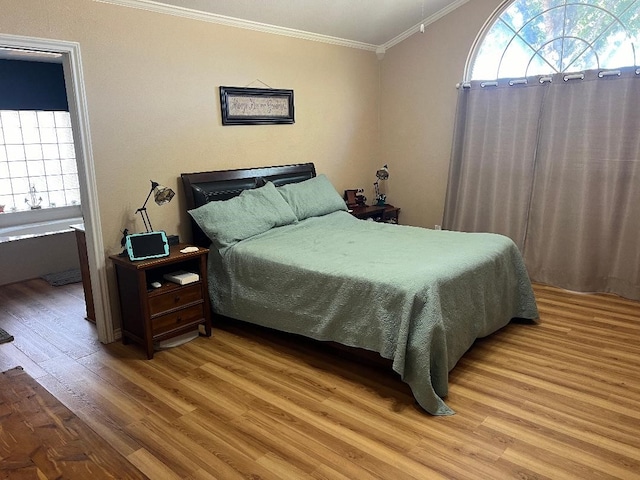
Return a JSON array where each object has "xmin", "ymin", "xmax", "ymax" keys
[
  {"xmin": 0, "ymin": 279, "xmax": 639, "ymax": 479},
  {"xmin": 0, "ymin": 366, "xmax": 148, "ymax": 479}
]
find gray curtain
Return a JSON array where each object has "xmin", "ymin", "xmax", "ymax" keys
[{"xmin": 444, "ymin": 68, "xmax": 640, "ymax": 300}]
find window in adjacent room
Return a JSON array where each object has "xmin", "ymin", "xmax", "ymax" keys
[
  {"xmin": 469, "ymin": 0, "xmax": 640, "ymax": 80},
  {"xmin": 0, "ymin": 57, "xmax": 80, "ymax": 217},
  {"xmin": 0, "ymin": 109, "xmax": 79, "ymax": 212}
]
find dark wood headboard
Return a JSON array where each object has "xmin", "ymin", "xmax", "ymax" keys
[{"xmin": 181, "ymin": 163, "xmax": 316, "ymax": 247}]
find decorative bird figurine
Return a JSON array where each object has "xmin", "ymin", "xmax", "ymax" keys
[
  {"xmin": 119, "ymin": 228, "xmax": 129, "ymax": 256},
  {"xmin": 120, "ymin": 228, "xmax": 129, "ymax": 248}
]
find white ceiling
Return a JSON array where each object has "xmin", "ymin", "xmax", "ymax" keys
[{"xmin": 100, "ymin": 0, "xmax": 470, "ymax": 50}]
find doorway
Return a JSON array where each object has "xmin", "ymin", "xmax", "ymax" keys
[{"xmin": 0, "ymin": 34, "xmax": 113, "ymax": 343}]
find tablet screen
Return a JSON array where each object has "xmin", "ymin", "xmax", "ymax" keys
[{"xmin": 126, "ymin": 232, "xmax": 169, "ymax": 261}]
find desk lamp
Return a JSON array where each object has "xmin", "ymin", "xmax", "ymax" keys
[
  {"xmin": 374, "ymin": 164, "xmax": 389, "ymax": 206},
  {"xmin": 135, "ymin": 180, "xmax": 175, "ymax": 232}
]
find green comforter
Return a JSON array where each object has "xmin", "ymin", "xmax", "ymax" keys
[{"xmin": 207, "ymin": 211, "xmax": 538, "ymax": 415}]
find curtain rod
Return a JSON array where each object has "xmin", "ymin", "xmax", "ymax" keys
[
  {"xmin": 457, "ymin": 68, "xmax": 637, "ymax": 88},
  {"xmin": 563, "ymin": 73, "xmax": 585, "ymax": 81}
]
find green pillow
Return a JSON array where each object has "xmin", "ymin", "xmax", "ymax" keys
[
  {"xmin": 277, "ymin": 174, "xmax": 347, "ymax": 220},
  {"xmin": 188, "ymin": 181, "xmax": 297, "ymax": 252}
]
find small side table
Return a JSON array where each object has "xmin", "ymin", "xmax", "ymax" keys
[
  {"xmin": 109, "ymin": 244, "xmax": 212, "ymax": 359},
  {"xmin": 71, "ymin": 223, "xmax": 95, "ymax": 323},
  {"xmin": 349, "ymin": 204, "xmax": 400, "ymax": 224}
]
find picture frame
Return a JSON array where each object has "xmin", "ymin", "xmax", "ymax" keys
[{"xmin": 219, "ymin": 86, "xmax": 295, "ymax": 125}]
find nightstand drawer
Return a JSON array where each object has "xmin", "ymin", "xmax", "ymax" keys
[
  {"xmin": 152, "ymin": 303, "xmax": 204, "ymax": 335},
  {"xmin": 149, "ymin": 284, "xmax": 202, "ymax": 316}
]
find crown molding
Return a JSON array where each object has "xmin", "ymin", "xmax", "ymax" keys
[
  {"xmin": 381, "ymin": 0, "xmax": 471, "ymax": 51},
  {"xmin": 94, "ymin": 0, "xmax": 378, "ymax": 51},
  {"xmin": 94, "ymin": 0, "xmax": 468, "ymax": 56}
]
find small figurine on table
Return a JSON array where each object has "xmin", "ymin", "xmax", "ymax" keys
[{"xmin": 119, "ymin": 228, "xmax": 129, "ymax": 257}]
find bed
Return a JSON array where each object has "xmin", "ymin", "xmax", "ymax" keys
[{"xmin": 181, "ymin": 163, "xmax": 538, "ymax": 415}]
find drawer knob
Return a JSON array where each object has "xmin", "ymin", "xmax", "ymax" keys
[
  {"xmin": 176, "ymin": 317, "xmax": 182, "ymax": 323},
  {"xmin": 174, "ymin": 296, "xmax": 181, "ymax": 303}
]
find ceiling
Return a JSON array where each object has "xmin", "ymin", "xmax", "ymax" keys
[
  {"xmin": 103, "ymin": 0, "xmax": 470, "ymax": 50},
  {"xmin": 1, "ymin": 0, "xmax": 470, "ymax": 61}
]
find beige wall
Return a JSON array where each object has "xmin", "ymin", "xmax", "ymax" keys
[
  {"xmin": 0, "ymin": 0, "xmax": 381, "ymax": 329},
  {"xmin": 379, "ymin": 0, "xmax": 504, "ymax": 228}
]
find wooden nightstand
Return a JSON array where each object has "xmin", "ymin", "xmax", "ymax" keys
[
  {"xmin": 109, "ymin": 244, "xmax": 212, "ymax": 359},
  {"xmin": 349, "ymin": 204, "xmax": 400, "ymax": 224}
]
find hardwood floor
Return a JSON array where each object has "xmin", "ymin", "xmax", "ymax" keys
[
  {"xmin": 0, "ymin": 366, "xmax": 148, "ymax": 479},
  {"xmin": 0, "ymin": 279, "xmax": 639, "ymax": 479}
]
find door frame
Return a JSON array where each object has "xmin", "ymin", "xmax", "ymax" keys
[{"xmin": 0, "ymin": 33, "xmax": 114, "ymax": 343}]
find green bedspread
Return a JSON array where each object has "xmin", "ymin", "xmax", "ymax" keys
[{"xmin": 207, "ymin": 211, "xmax": 538, "ymax": 415}]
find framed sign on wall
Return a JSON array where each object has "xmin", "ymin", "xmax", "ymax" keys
[{"xmin": 219, "ymin": 86, "xmax": 295, "ymax": 125}]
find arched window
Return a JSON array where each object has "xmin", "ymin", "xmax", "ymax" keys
[
  {"xmin": 469, "ymin": 0, "xmax": 640, "ymax": 80},
  {"xmin": 446, "ymin": 0, "xmax": 640, "ymax": 302}
]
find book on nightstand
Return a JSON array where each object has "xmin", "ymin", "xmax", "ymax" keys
[{"xmin": 163, "ymin": 270, "xmax": 200, "ymax": 285}]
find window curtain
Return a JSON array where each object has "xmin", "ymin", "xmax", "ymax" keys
[{"xmin": 444, "ymin": 68, "xmax": 640, "ymax": 301}]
